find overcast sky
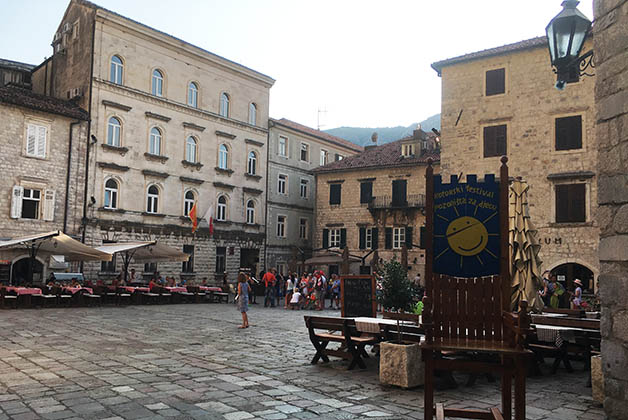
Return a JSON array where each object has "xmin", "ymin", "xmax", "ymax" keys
[{"xmin": 0, "ymin": 0, "xmax": 593, "ymax": 129}]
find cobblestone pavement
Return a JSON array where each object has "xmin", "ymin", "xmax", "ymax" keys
[{"xmin": 0, "ymin": 303, "xmax": 605, "ymax": 420}]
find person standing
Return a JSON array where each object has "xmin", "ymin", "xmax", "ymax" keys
[
  {"xmin": 571, "ymin": 278, "xmax": 583, "ymax": 309},
  {"xmin": 237, "ymin": 273, "xmax": 250, "ymax": 329},
  {"xmin": 285, "ymin": 273, "xmax": 294, "ymax": 309},
  {"xmin": 263, "ymin": 268, "xmax": 276, "ymax": 307}
]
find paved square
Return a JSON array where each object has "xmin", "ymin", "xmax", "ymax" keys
[{"xmin": 0, "ymin": 304, "xmax": 604, "ymax": 419}]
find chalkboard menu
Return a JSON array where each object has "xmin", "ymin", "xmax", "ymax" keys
[{"xmin": 341, "ymin": 275, "xmax": 376, "ymax": 318}]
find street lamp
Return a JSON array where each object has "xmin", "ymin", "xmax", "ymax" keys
[{"xmin": 545, "ymin": 0, "xmax": 593, "ymax": 89}]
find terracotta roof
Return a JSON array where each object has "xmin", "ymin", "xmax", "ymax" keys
[
  {"xmin": 313, "ymin": 136, "xmax": 440, "ymax": 174},
  {"xmin": 0, "ymin": 86, "xmax": 89, "ymax": 120},
  {"xmin": 431, "ymin": 36, "xmax": 548, "ymax": 74},
  {"xmin": 76, "ymin": 0, "xmax": 274, "ymax": 85},
  {"xmin": 271, "ymin": 118, "xmax": 363, "ymax": 153}
]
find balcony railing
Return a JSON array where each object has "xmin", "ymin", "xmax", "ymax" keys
[{"xmin": 368, "ymin": 194, "xmax": 426, "ymax": 210}]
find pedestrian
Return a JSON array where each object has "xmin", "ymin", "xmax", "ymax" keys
[
  {"xmin": 285, "ymin": 273, "xmax": 294, "ymax": 309},
  {"xmin": 263, "ymin": 268, "xmax": 276, "ymax": 307},
  {"xmin": 571, "ymin": 278, "xmax": 583, "ymax": 309},
  {"xmin": 275, "ymin": 270, "xmax": 283, "ymax": 307},
  {"xmin": 236, "ymin": 273, "xmax": 250, "ymax": 329},
  {"xmin": 331, "ymin": 274, "xmax": 341, "ymax": 310},
  {"xmin": 248, "ymin": 274, "xmax": 258, "ymax": 304}
]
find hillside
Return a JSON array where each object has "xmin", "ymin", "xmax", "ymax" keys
[{"xmin": 324, "ymin": 114, "xmax": 440, "ymax": 146}]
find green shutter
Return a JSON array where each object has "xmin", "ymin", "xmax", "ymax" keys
[
  {"xmin": 405, "ymin": 227, "xmax": 413, "ymax": 249},
  {"xmin": 359, "ymin": 227, "xmax": 366, "ymax": 250},
  {"xmin": 340, "ymin": 228, "xmax": 347, "ymax": 248},
  {"xmin": 372, "ymin": 228, "xmax": 379, "ymax": 249},
  {"xmin": 385, "ymin": 228, "xmax": 392, "ymax": 249},
  {"xmin": 322, "ymin": 229, "xmax": 329, "ymax": 248}
]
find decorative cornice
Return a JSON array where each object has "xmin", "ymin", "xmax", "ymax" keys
[
  {"xmin": 245, "ymin": 138, "xmax": 264, "ymax": 147},
  {"xmin": 213, "ymin": 181, "xmax": 235, "ymax": 190},
  {"xmin": 141, "ymin": 169, "xmax": 169, "ymax": 178},
  {"xmin": 181, "ymin": 160, "xmax": 204, "ymax": 170},
  {"xmin": 141, "ymin": 212, "xmax": 167, "ymax": 217},
  {"xmin": 144, "ymin": 152, "xmax": 169, "ymax": 163},
  {"xmin": 327, "ymin": 179, "xmax": 345, "ymax": 184},
  {"xmin": 97, "ymin": 207, "xmax": 126, "ymax": 213},
  {"xmin": 215, "ymin": 167, "xmax": 234, "ymax": 176},
  {"xmin": 179, "ymin": 176, "xmax": 204, "ymax": 184},
  {"xmin": 101, "ymin": 143, "xmax": 129, "ymax": 155},
  {"xmin": 145, "ymin": 111, "xmax": 171, "ymax": 122},
  {"xmin": 243, "ymin": 187, "xmax": 263, "ymax": 195},
  {"xmin": 267, "ymin": 200, "xmax": 314, "ymax": 212},
  {"xmin": 357, "ymin": 177, "xmax": 376, "ymax": 182},
  {"xmin": 326, "ymin": 223, "xmax": 345, "ymax": 227},
  {"xmin": 102, "ymin": 100, "xmax": 132, "ymax": 112},
  {"xmin": 244, "ymin": 173, "xmax": 263, "ymax": 181},
  {"xmin": 216, "ymin": 130, "xmax": 236, "ymax": 139},
  {"xmin": 97, "ymin": 162, "xmax": 130, "ymax": 172},
  {"xmin": 547, "ymin": 171, "xmax": 595, "ymax": 180},
  {"xmin": 183, "ymin": 122, "xmax": 206, "ymax": 131}
]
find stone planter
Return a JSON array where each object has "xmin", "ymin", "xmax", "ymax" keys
[
  {"xmin": 591, "ymin": 355, "xmax": 604, "ymax": 403},
  {"xmin": 379, "ymin": 341, "xmax": 423, "ymax": 388}
]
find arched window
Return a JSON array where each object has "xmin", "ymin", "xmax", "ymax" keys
[
  {"xmin": 107, "ymin": 117, "xmax": 121, "ymax": 146},
  {"xmin": 184, "ymin": 190, "xmax": 196, "ymax": 216},
  {"xmin": 152, "ymin": 69, "xmax": 164, "ymax": 97},
  {"xmin": 217, "ymin": 195, "xmax": 227, "ymax": 221},
  {"xmin": 146, "ymin": 185, "xmax": 159, "ymax": 213},
  {"xmin": 188, "ymin": 82, "xmax": 198, "ymax": 107},
  {"xmin": 246, "ymin": 200, "xmax": 255, "ymax": 225},
  {"xmin": 149, "ymin": 127, "xmax": 162, "ymax": 155},
  {"xmin": 247, "ymin": 151, "xmax": 257, "ymax": 175},
  {"xmin": 186, "ymin": 136, "xmax": 197, "ymax": 163},
  {"xmin": 218, "ymin": 144, "xmax": 229, "ymax": 169},
  {"xmin": 220, "ymin": 92, "xmax": 229, "ymax": 117},
  {"xmin": 110, "ymin": 55, "xmax": 123, "ymax": 84},
  {"xmin": 249, "ymin": 103, "xmax": 257, "ymax": 126},
  {"xmin": 104, "ymin": 178, "xmax": 119, "ymax": 209}
]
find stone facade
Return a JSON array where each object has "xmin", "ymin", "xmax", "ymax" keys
[
  {"xmin": 31, "ymin": 0, "xmax": 274, "ymax": 284},
  {"xmin": 593, "ymin": 0, "xmax": 628, "ymax": 418},
  {"xmin": 314, "ymin": 132, "xmax": 439, "ymax": 280},
  {"xmin": 0, "ymin": 96, "xmax": 88, "ymax": 284},
  {"xmin": 266, "ymin": 119, "xmax": 362, "ymax": 275},
  {"xmin": 434, "ymin": 37, "xmax": 599, "ymax": 292}
]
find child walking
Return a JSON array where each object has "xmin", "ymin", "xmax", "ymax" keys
[{"xmin": 237, "ymin": 273, "xmax": 250, "ymax": 329}]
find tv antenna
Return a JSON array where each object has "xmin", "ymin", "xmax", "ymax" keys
[{"xmin": 317, "ymin": 107, "xmax": 327, "ymax": 130}]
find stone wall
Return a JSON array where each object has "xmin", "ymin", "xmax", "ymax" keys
[{"xmin": 593, "ymin": 0, "xmax": 628, "ymax": 418}]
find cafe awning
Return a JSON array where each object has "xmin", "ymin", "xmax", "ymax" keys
[
  {"xmin": 95, "ymin": 241, "xmax": 189, "ymax": 262},
  {"xmin": 0, "ymin": 230, "xmax": 112, "ymax": 261},
  {"xmin": 304, "ymin": 250, "xmax": 361, "ymax": 266}
]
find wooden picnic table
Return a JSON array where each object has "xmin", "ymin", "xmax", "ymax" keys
[{"xmin": 353, "ymin": 316, "xmax": 420, "ymax": 334}]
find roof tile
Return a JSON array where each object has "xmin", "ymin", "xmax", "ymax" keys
[{"xmin": 0, "ymin": 86, "xmax": 89, "ymax": 120}]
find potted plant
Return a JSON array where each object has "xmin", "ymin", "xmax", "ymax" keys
[{"xmin": 378, "ymin": 259, "xmax": 423, "ymax": 388}]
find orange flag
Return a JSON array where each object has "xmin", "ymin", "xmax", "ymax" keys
[{"xmin": 189, "ymin": 202, "xmax": 198, "ymax": 233}]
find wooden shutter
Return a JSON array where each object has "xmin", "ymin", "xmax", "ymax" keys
[
  {"xmin": 555, "ymin": 116, "xmax": 582, "ymax": 150},
  {"xmin": 359, "ymin": 227, "xmax": 366, "ymax": 249},
  {"xmin": 484, "ymin": 125, "xmax": 507, "ymax": 157},
  {"xmin": 26, "ymin": 124, "xmax": 37, "ymax": 156},
  {"xmin": 419, "ymin": 226, "xmax": 426, "ymax": 249},
  {"xmin": 405, "ymin": 227, "xmax": 413, "ymax": 249},
  {"xmin": 10, "ymin": 186, "xmax": 23, "ymax": 219},
  {"xmin": 372, "ymin": 228, "xmax": 379, "ymax": 249},
  {"xmin": 385, "ymin": 228, "xmax": 393, "ymax": 249},
  {"xmin": 322, "ymin": 229, "xmax": 329, "ymax": 248},
  {"xmin": 486, "ymin": 68, "xmax": 505, "ymax": 96},
  {"xmin": 43, "ymin": 189, "xmax": 55, "ymax": 221},
  {"xmin": 340, "ymin": 229, "xmax": 347, "ymax": 248},
  {"xmin": 360, "ymin": 182, "xmax": 372, "ymax": 204},
  {"xmin": 330, "ymin": 184, "xmax": 341, "ymax": 205},
  {"xmin": 556, "ymin": 184, "xmax": 586, "ymax": 223},
  {"xmin": 392, "ymin": 180, "xmax": 407, "ymax": 206},
  {"xmin": 36, "ymin": 126, "xmax": 47, "ymax": 157}
]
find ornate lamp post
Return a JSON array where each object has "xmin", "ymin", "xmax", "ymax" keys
[{"xmin": 545, "ymin": 0, "xmax": 594, "ymax": 89}]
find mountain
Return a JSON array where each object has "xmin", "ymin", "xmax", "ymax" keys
[{"xmin": 324, "ymin": 114, "xmax": 440, "ymax": 147}]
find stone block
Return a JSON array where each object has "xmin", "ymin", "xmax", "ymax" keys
[
  {"xmin": 611, "ymin": 310, "xmax": 628, "ymax": 342},
  {"xmin": 613, "ymin": 205, "xmax": 628, "ymax": 234},
  {"xmin": 379, "ymin": 341, "xmax": 423, "ymax": 388},
  {"xmin": 599, "ymin": 235, "xmax": 628, "ymax": 261},
  {"xmin": 591, "ymin": 355, "xmax": 605, "ymax": 404},
  {"xmin": 598, "ymin": 175, "xmax": 628, "ymax": 205},
  {"xmin": 601, "ymin": 340, "xmax": 628, "ymax": 381},
  {"xmin": 598, "ymin": 273, "xmax": 628, "ymax": 305}
]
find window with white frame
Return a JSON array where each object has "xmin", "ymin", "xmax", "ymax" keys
[
  {"xmin": 149, "ymin": 127, "xmax": 162, "ymax": 155},
  {"xmin": 329, "ymin": 228, "xmax": 341, "ymax": 247},
  {"xmin": 146, "ymin": 185, "xmax": 159, "ymax": 214},
  {"xmin": 278, "ymin": 136, "xmax": 287, "ymax": 157},
  {"xmin": 247, "ymin": 151, "xmax": 257, "ymax": 175},
  {"xmin": 300, "ymin": 143, "xmax": 309, "ymax": 162},
  {"xmin": 402, "ymin": 143, "xmax": 415, "ymax": 157},
  {"xmin": 277, "ymin": 215, "xmax": 286, "ymax": 238},
  {"xmin": 110, "ymin": 55, "xmax": 123, "ymax": 84},
  {"xmin": 25, "ymin": 123, "xmax": 47, "ymax": 158},
  {"xmin": 186, "ymin": 136, "xmax": 197, "ymax": 163},
  {"xmin": 107, "ymin": 117, "xmax": 121, "ymax": 147},
  {"xmin": 278, "ymin": 174, "xmax": 287, "ymax": 195},
  {"xmin": 320, "ymin": 149, "xmax": 328, "ymax": 166},
  {"xmin": 104, "ymin": 179, "xmax": 118, "ymax": 209},
  {"xmin": 188, "ymin": 82, "xmax": 198, "ymax": 107},
  {"xmin": 11, "ymin": 186, "xmax": 55, "ymax": 220},
  {"xmin": 184, "ymin": 190, "xmax": 195, "ymax": 216},
  {"xmin": 220, "ymin": 93, "xmax": 229, "ymax": 117},
  {"xmin": 152, "ymin": 69, "xmax": 164, "ymax": 97},
  {"xmin": 300, "ymin": 178, "xmax": 308, "ymax": 199},
  {"xmin": 22, "ymin": 188, "xmax": 41, "ymax": 219},
  {"xmin": 218, "ymin": 144, "xmax": 229, "ymax": 169},
  {"xmin": 249, "ymin": 103, "xmax": 257, "ymax": 126},
  {"xmin": 299, "ymin": 218, "xmax": 308, "ymax": 239},
  {"xmin": 246, "ymin": 200, "xmax": 255, "ymax": 224},
  {"xmin": 365, "ymin": 228, "xmax": 373, "ymax": 249},
  {"xmin": 393, "ymin": 227, "xmax": 406, "ymax": 249},
  {"xmin": 217, "ymin": 195, "xmax": 227, "ymax": 221}
]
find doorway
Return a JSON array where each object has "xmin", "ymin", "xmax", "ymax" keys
[
  {"xmin": 551, "ymin": 263, "xmax": 594, "ymax": 291},
  {"xmin": 11, "ymin": 257, "xmax": 44, "ymax": 285},
  {"xmin": 240, "ymin": 248, "xmax": 259, "ymax": 274}
]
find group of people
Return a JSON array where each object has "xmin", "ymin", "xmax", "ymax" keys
[
  {"xmin": 260, "ymin": 269, "xmax": 342, "ymax": 311},
  {"xmin": 539, "ymin": 271, "xmax": 586, "ymax": 309}
]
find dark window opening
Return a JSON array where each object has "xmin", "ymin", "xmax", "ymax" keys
[
  {"xmin": 182, "ymin": 245, "xmax": 194, "ymax": 273},
  {"xmin": 486, "ymin": 68, "xmax": 505, "ymax": 96},
  {"xmin": 101, "ymin": 240, "xmax": 116, "ymax": 272},
  {"xmin": 555, "ymin": 115, "xmax": 582, "ymax": 151},
  {"xmin": 483, "ymin": 124, "xmax": 507, "ymax": 158},
  {"xmin": 556, "ymin": 184, "xmax": 586, "ymax": 223},
  {"xmin": 360, "ymin": 181, "xmax": 373, "ymax": 204},
  {"xmin": 392, "ymin": 180, "xmax": 407, "ymax": 206},
  {"xmin": 329, "ymin": 184, "xmax": 342, "ymax": 205},
  {"xmin": 216, "ymin": 247, "xmax": 226, "ymax": 273}
]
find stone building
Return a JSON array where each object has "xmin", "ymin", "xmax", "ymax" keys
[
  {"xmin": 432, "ymin": 36, "xmax": 599, "ymax": 292},
  {"xmin": 266, "ymin": 118, "xmax": 363, "ymax": 275},
  {"xmin": 313, "ymin": 129, "xmax": 439, "ymax": 279},
  {"xmin": 31, "ymin": 0, "xmax": 275, "ymax": 284},
  {"xmin": 593, "ymin": 0, "xmax": 628, "ymax": 417},
  {"xmin": 0, "ymin": 84, "xmax": 89, "ymax": 284}
]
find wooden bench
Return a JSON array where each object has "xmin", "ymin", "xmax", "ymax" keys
[
  {"xmin": 304, "ymin": 316, "xmax": 378, "ymax": 370},
  {"xmin": 542, "ymin": 307, "xmax": 585, "ymax": 318},
  {"xmin": 210, "ymin": 291, "xmax": 229, "ymax": 303}
]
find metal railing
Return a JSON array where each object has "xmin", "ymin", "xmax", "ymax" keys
[{"xmin": 368, "ymin": 194, "xmax": 426, "ymax": 209}]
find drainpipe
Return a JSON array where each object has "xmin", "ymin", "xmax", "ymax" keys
[
  {"xmin": 63, "ymin": 120, "xmax": 82, "ymax": 233},
  {"xmin": 264, "ymin": 119, "xmax": 273, "ymax": 272}
]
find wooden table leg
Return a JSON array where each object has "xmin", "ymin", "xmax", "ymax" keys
[
  {"xmin": 501, "ymin": 357, "xmax": 512, "ymax": 420},
  {"xmin": 514, "ymin": 356, "xmax": 526, "ymax": 420},
  {"xmin": 424, "ymin": 349, "xmax": 434, "ymax": 420}
]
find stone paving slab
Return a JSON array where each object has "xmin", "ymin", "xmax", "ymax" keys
[{"xmin": 0, "ymin": 304, "xmax": 605, "ymax": 419}]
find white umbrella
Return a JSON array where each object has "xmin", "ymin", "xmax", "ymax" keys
[{"xmin": 0, "ymin": 230, "xmax": 112, "ymax": 261}]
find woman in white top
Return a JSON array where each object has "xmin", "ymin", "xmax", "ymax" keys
[{"xmin": 285, "ymin": 274, "xmax": 294, "ymax": 309}]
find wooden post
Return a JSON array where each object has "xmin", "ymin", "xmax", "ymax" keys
[
  {"xmin": 499, "ymin": 156, "xmax": 510, "ymax": 312},
  {"xmin": 425, "ymin": 159, "xmax": 434, "ymax": 298}
]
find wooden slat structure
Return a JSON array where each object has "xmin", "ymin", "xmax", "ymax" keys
[{"xmin": 421, "ymin": 157, "xmax": 531, "ymax": 420}]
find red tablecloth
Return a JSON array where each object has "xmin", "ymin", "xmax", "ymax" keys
[
  {"xmin": 120, "ymin": 286, "xmax": 150, "ymax": 293},
  {"xmin": 63, "ymin": 286, "xmax": 93, "ymax": 295},
  {"xmin": 164, "ymin": 286, "xmax": 187, "ymax": 293},
  {"xmin": 199, "ymin": 286, "xmax": 222, "ymax": 292},
  {"xmin": 4, "ymin": 287, "xmax": 42, "ymax": 295}
]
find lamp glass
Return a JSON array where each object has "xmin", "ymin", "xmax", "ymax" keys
[{"xmin": 545, "ymin": 0, "xmax": 591, "ymax": 65}]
